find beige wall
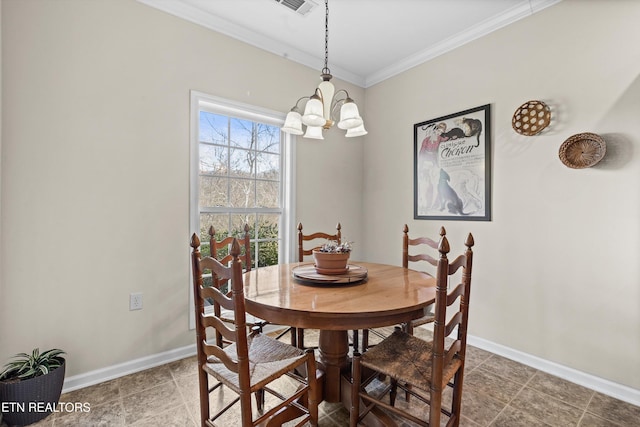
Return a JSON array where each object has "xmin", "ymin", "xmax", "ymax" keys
[
  {"xmin": 362, "ymin": 0, "xmax": 640, "ymax": 391},
  {"xmin": 0, "ymin": 0, "xmax": 364, "ymax": 376},
  {"xmin": 1, "ymin": 0, "xmax": 639, "ymax": 399}
]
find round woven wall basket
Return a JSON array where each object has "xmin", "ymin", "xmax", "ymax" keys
[
  {"xmin": 512, "ymin": 100, "xmax": 551, "ymax": 136},
  {"xmin": 558, "ymin": 132, "xmax": 606, "ymax": 169}
]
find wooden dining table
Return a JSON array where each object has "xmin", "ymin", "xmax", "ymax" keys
[{"xmin": 242, "ymin": 261, "xmax": 436, "ymax": 405}]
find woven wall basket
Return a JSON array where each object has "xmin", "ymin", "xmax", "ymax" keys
[
  {"xmin": 558, "ymin": 132, "xmax": 606, "ymax": 169},
  {"xmin": 512, "ymin": 100, "xmax": 551, "ymax": 136}
]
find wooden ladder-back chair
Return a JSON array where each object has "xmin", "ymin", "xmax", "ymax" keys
[
  {"xmin": 208, "ymin": 224, "xmax": 266, "ymax": 346},
  {"xmin": 359, "ymin": 224, "xmax": 444, "ymax": 352},
  {"xmin": 191, "ymin": 234, "xmax": 319, "ymax": 427},
  {"xmin": 350, "ymin": 231, "xmax": 475, "ymax": 427},
  {"xmin": 402, "ymin": 224, "xmax": 446, "ymax": 335},
  {"xmin": 294, "ymin": 222, "xmax": 348, "ymax": 350}
]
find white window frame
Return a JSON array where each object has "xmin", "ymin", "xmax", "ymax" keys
[{"xmin": 189, "ymin": 91, "xmax": 296, "ymax": 329}]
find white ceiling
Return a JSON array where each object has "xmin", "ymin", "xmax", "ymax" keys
[{"xmin": 137, "ymin": 0, "xmax": 561, "ymax": 88}]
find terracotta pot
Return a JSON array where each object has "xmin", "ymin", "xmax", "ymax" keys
[{"xmin": 312, "ymin": 250, "xmax": 350, "ymax": 270}]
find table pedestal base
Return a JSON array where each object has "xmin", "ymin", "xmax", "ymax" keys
[{"xmin": 318, "ymin": 330, "xmax": 349, "ymax": 402}]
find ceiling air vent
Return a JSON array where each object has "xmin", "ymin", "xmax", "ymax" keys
[{"xmin": 275, "ymin": 0, "xmax": 318, "ymax": 16}]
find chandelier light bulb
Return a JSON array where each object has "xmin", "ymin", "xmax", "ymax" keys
[
  {"xmin": 345, "ymin": 123, "xmax": 368, "ymax": 137},
  {"xmin": 282, "ymin": 110, "xmax": 304, "ymax": 135},
  {"xmin": 337, "ymin": 99, "xmax": 363, "ymax": 130},
  {"xmin": 303, "ymin": 125, "xmax": 324, "ymax": 140},
  {"xmin": 301, "ymin": 95, "xmax": 326, "ymax": 127}
]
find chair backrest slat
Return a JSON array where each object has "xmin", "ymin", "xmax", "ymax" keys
[
  {"xmin": 199, "ymin": 271, "xmax": 234, "ymax": 311},
  {"xmin": 201, "ymin": 314, "xmax": 236, "ymax": 344},
  {"xmin": 297, "ymin": 222, "xmax": 341, "ymax": 262},
  {"xmin": 403, "ymin": 224, "xmax": 446, "ymax": 271},
  {"xmin": 446, "ymin": 283, "xmax": 465, "ymax": 306},
  {"xmin": 447, "ymin": 254, "xmax": 467, "ymax": 275}
]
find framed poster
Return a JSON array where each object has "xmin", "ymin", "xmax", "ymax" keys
[{"xmin": 414, "ymin": 104, "xmax": 491, "ymax": 221}]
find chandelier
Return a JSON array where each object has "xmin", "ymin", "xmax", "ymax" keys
[{"xmin": 282, "ymin": 0, "xmax": 367, "ymax": 139}]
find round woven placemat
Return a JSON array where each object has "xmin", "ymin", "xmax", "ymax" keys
[
  {"xmin": 512, "ymin": 100, "xmax": 551, "ymax": 136},
  {"xmin": 558, "ymin": 132, "xmax": 606, "ymax": 169}
]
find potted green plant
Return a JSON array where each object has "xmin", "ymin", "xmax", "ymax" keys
[
  {"xmin": 312, "ymin": 240, "xmax": 353, "ymax": 274},
  {"xmin": 0, "ymin": 348, "xmax": 66, "ymax": 426}
]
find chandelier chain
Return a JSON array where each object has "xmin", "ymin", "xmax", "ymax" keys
[{"xmin": 323, "ymin": 0, "xmax": 330, "ymax": 75}]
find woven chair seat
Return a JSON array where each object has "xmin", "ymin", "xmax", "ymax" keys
[
  {"xmin": 204, "ymin": 333, "xmax": 307, "ymax": 394},
  {"xmin": 360, "ymin": 329, "xmax": 461, "ymax": 391}
]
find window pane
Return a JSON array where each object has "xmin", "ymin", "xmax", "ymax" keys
[
  {"xmin": 258, "ymin": 213, "xmax": 279, "ymax": 236},
  {"xmin": 199, "ymin": 112, "xmax": 228, "ymax": 144},
  {"xmin": 199, "ymin": 213, "xmax": 230, "ymax": 256},
  {"xmin": 229, "ymin": 147, "xmax": 254, "ymax": 178},
  {"xmin": 255, "ymin": 180, "xmax": 279, "ymax": 208},
  {"xmin": 229, "ymin": 118, "xmax": 255, "ymax": 150},
  {"xmin": 256, "ymin": 241, "xmax": 277, "ymax": 267},
  {"xmin": 255, "ymin": 123, "xmax": 280, "ymax": 153},
  {"xmin": 200, "ymin": 143, "xmax": 228, "ymax": 174},
  {"xmin": 199, "ymin": 175, "xmax": 228, "ymax": 207},
  {"xmin": 228, "ymin": 178, "xmax": 256, "ymax": 208},
  {"xmin": 256, "ymin": 152, "xmax": 280, "ymax": 180},
  {"xmin": 231, "ymin": 213, "xmax": 256, "ymax": 238}
]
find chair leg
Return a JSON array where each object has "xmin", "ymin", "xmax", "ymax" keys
[
  {"xmin": 290, "ymin": 327, "xmax": 297, "ymax": 347},
  {"xmin": 350, "ymin": 352, "xmax": 362, "ymax": 427},
  {"xmin": 352, "ymin": 330, "xmax": 359, "ymax": 352},
  {"xmin": 429, "ymin": 383, "xmax": 443, "ymax": 427},
  {"xmin": 306, "ymin": 350, "xmax": 319, "ymax": 427},
  {"xmin": 197, "ymin": 368, "xmax": 210, "ymax": 427},
  {"xmin": 404, "ymin": 321, "xmax": 414, "ymax": 335},
  {"xmin": 361, "ymin": 329, "xmax": 369, "ymax": 352},
  {"xmin": 297, "ymin": 328, "xmax": 305, "ymax": 349},
  {"xmin": 450, "ymin": 370, "xmax": 464, "ymax": 427},
  {"xmin": 255, "ymin": 388, "xmax": 265, "ymax": 414},
  {"xmin": 390, "ymin": 378, "xmax": 398, "ymax": 406}
]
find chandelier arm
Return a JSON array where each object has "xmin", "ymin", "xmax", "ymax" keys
[
  {"xmin": 314, "ymin": 87, "xmax": 324, "ymax": 104},
  {"xmin": 329, "ymin": 89, "xmax": 350, "ymax": 117},
  {"xmin": 291, "ymin": 96, "xmax": 311, "ymax": 112}
]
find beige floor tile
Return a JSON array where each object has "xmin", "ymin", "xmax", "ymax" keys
[
  {"xmin": 464, "ymin": 367, "xmax": 524, "ymax": 404},
  {"xmin": 510, "ymin": 387, "xmax": 584, "ymax": 426},
  {"xmin": 586, "ymin": 392, "xmax": 640, "ymax": 427},
  {"xmin": 121, "ymin": 380, "xmax": 182, "ymax": 424},
  {"xmin": 579, "ymin": 411, "xmax": 624, "ymax": 427},
  {"xmin": 54, "ymin": 400, "xmax": 126, "ymax": 426},
  {"xmin": 478, "ymin": 354, "xmax": 537, "ymax": 385},
  {"xmin": 527, "ymin": 371, "xmax": 594, "ymax": 410},
  {"xmin": 490, "ymin": 405, "xmax": 551, "ymax": 427},
  {"xmin": 118, "ymin": 365, "xmax": 174, "ymax": 397}
]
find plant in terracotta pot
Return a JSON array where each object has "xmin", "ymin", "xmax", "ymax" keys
[
  {"xmin": 312, "ymin": 240, "xmax": 353, "ymax": 273},
  {"xmin": 0, "ymin": 348, "xmax": 66, "ymax": 426}
]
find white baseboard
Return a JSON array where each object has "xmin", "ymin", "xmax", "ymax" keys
[
  {"xmin": 62, "ymin": 344, "xmax": 196, "ymax": 393},
  {"xmin": 467, "ymin": 335, "xmax": 640, "ymax": 407},
  {"xmin": 62, "ymin": 334, "xmax": 640, "ymax": 408}
]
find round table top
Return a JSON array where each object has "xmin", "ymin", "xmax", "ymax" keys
[{"xmin": 243, "ymin": 262, "xmax": 436, "ymax": 330}]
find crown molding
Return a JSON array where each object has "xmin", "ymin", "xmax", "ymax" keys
[
  {"xmin": 364, "ymin": 0, "xmax": 563, "ymax": 87},
  {"xmin": 138, "ymin": 0, "xmax": 562, "ymax": 89}
]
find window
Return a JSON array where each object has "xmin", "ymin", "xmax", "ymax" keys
[{"xmin": 189, "ymin": 92, "xmax": 295, "ymax": 326}]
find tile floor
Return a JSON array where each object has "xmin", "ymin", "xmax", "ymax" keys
[{"xmin": 3, "ymin": 328, "xmax": 639, "ymax": 427}]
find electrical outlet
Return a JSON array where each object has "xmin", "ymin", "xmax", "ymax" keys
[{"xmin": 129, "ymin": 293, "xmax": 143, "ymax": 311}]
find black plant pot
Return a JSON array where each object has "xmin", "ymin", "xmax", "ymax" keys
[{"xmin": 0, "ymin": 360, "xmax": 65, "ymax": 426}]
